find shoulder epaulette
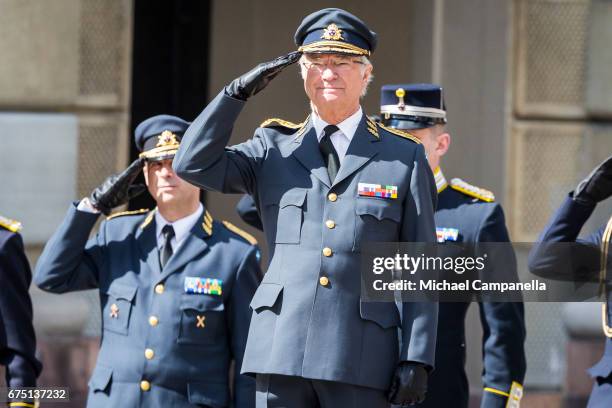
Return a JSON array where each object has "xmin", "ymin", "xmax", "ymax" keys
[
  {"xmin": 107, "ymin": 208, "xmax": 149, "ymax": 220},
  {"xmin": 260, "ymin": 118, "xmax": 304, "ymax": 129},
  {"xmin": 222, "ymin": 220, "xmax": 258, "ymax": 246},
  {"xmin": 377, "ymin": 123, "xmax": 421, "ymax": 144},
  {"xmin": 450, "ymin": 178, "xmax": 495, "ymax": 202},
  {"xmin": 0, "ymin": 215, "xmax": 22, "ymax": 233},
  {"xmin": 261, "ymin": 117, "xmax": 310, "ymax": 138}
]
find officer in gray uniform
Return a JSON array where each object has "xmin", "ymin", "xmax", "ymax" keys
[
  {"xmin": 173, "ymin": 8, "xmax": 438, "ymax": 408},
  {"xmin": 236, "ymin": 84, "xmax": 528, "ymax": 408},
  {"xmin": 34, "ymin": 115, "xmax": 261, "ymax": 408}
]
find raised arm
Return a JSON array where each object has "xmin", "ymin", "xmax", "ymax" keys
[{"xmin": 173, "ymin": 52, "xmax": 301, "ymax": 195}]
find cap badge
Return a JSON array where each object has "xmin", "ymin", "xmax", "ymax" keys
[
  {"xmin": 395, "ymin": 88, "xmax": 406, "ymax": 111},
  {"xmin": 321, "ymin": 23, "xmax": 344, "ymax": 41},
  {"xmin": 156, "ymin": 130, "xmax": 178, "ymax": 147}
]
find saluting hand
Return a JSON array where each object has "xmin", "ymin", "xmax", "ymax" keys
[
  {"xmin": 573, "ymin": 155, "xmax": 612, "ymax": 205},
  {"xmin": 225, "ymin": 51, "xmax": 302, "ymax": 101},
  {"xmin": 387, "ymin": 362, "xmax": 429, "ymax": 406},
  {"xmin": 89, "ymin": 158, "xmax": 147, "ymax": 215}
]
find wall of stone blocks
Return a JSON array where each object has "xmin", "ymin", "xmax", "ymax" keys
[{"xmin": 0, "ymin": 0, "xmax": 133, "ymax": 245}]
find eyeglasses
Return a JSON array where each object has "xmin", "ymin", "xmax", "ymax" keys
[{"xmin": 301, "ymin": 58, "xmax": 364, "ymax": 73}]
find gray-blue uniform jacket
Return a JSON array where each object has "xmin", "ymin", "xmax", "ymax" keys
[
  {"xmin": 34, "ymin": 203, "xmax": 261, "ymax": 408},
  {"xmin": 236, "ymin": 174, "xmax": 527, "ymax": 407},
  {"xmin": 173, "ymin": 90, "xmax": 439, "ymax": 391},
  {"xmin": 529, "ymin": 195, "xmax": 612, "ymax": 408},
  {"xmin": 0, "ymin": 221, "xmax": 42, "ymax": 407}
]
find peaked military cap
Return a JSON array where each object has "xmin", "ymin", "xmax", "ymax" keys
[
  {"xmin": 294, "ymin": 8, "xmax": 377, "ymax": 56},
  {"xmin": 135, "ymin": 114, "xmax": 190, "ymax": 161},
  {"xmin": 380, "ymin": 83, "xmax": 447, "ymax": 130}
]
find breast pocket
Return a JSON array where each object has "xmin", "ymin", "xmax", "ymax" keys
[
  {"xmin": 353, "ymin": 198, "xmax": 402, "ymax": 251},
  {"xmin": 103, "ymin": 282, "xmax": 137, "ymax": 336},
  {"xmin": 264, "ymin": 188, "xmax": 307, "ymax": 244},
  {"xmin": 178, "ymin": 295, "xmax": 226, "ymax": 346}
]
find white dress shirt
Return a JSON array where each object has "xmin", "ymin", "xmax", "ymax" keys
[
  {"xmin": 155, "ymin": 203, "xmax": 203, "ymax": 252},
  {"xmin": 312, "ymin": 107, "xmax": 363, "ymax": 165}
]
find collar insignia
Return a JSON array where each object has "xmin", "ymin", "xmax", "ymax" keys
[
  {"xmin": 202, "ymin": 210, "xmax": 213, "ymax": 236},
  {"xmin": 366, "ymin": 117, "xmax": 379, "ymax": 139},
  {"xmin": 434, "ymin": 167, "xmax": 448, "ymax": 193}
]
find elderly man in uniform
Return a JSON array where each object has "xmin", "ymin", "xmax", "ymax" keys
[
  {"xmin": 378, "ymin": 84, "xmax": 526, "ymax": 408},
  {"xmin": 34, "ymin": 115, "xmax": 261, "ymax": 408},
  {"xmin": 529, "ymin": 156, "xmax": 612, "ymax": 407},
  {"xmin": 173, "ymin": 8, "xmax": 438, "ymax": 408},
  {"xmin": 236, "ymin": 84, "xmax": 528, "ymax": 407},
  {"xmin": 0, "ymin": 216, "xmax": 42, "ymax": 408}
]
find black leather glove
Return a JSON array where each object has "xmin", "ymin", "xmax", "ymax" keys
[
  {"xmin": 573, "ymin": 155, "xmax": 612, "ymax": 205},
  {"xmin": 387, "ymin": 362, "xmax": 429, "ymax": 406},
  {"xmin": 89, "ymin": 158, "xmax": 147, "ymax": 215},
  {"xmin": 225, "ymin": 51, "xmax": 302, "ymax": 101}
]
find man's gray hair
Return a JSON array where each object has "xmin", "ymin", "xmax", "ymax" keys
[{"xmin": 298, "ymin": 54, "xmax": 374, "ymax": 97}]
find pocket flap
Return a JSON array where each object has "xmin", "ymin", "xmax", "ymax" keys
[
  {"xmin": 187, "ymin": 381, "xmax": 229, "ymax": 407},
  {"xmin": 279, "ymin": 189, "xmax": 307, "ymax": 208},
  {"xmin": 360, "ymin": 301, "xmax": 401, "ymax": 329},
  {"xmin": 356, "ymin": 198, "xmax": 402, "ymax": 222},
  {"xmin": 106, "ymin": 281, "xmax": 137, "ymax": 302},
  {"xmin": 88, "ymin": 364, "xmax": 113, "ymax": 392},
  {"xmin": 180, "ymin": 295, "xmax": 225, "ymax": 311},
  {"xmin": 250, "ymin": 283, "xmax": 283, "ymax": 312}
]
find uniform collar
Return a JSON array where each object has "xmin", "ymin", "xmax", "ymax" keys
[
  {"xmin": 155, "ymin": 203, "xmax": 204, "ymax": 246},
  {"xmin": 312, "ymin": 106, "xmax": 363, "ymax": 143},
  {"xmin": 434, "ymin": 167, "xmax": 448, "ymax": 193}
]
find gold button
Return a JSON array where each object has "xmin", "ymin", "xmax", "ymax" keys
[
  {"xmin": 322, "ymin": 247, "xmax": 333, "ymax": 257},
  {"xmin": 325, "ymin": 220, "xmax": 335, "ymax": 229},
  {"xmin": 144, "ymin": 348, "xmax": 155, "ymax": 360},
  {"xmin": 148, "ymin": 316, "xmax": 159, "ymax": 327},
  {"xmin": 140, "ymin": 380, "xmax": 151, "ymax": 391},
  {"xmin": 155, "ymin": 284, "xmax": 164, "ymax": 294},
  {"xmin": 319, "ymin": 276, "xmax": 329, "ymax": 286},
  {"xmin": 328, "ymin": 193, "xmax": 337, "ymax": 202}
]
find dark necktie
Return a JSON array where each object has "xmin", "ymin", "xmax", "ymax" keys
[
  {"xmin": 319, "ymin": 124, "xmax": 341, "ymax": 182},
  {"xmin": 160, "ymin": 224, "xmax": 175, "ymax": 269}
]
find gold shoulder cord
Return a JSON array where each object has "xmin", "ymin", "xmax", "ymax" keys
[{"xmin": 600, "ymin": 215, "xmax": 612, "ymax": 337}]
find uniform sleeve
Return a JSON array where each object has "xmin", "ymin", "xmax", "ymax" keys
[
  {"xmin": 236, "ymin": 195, "xmax": 263, "ymax": 231},
  {"xmin": 173, "ymin": 90, "xmax": 267, "ymax": 196},
  {"xmin": 399, "ymin": 144, "xmax": 439, "ymax": 369},
  {"xmin": 227, "ymin": 245, "xmax": 261, "ymax": 408},
  {"xmin": 476, "ymin": 205, "xmax": 526, "ymax": 407},
  {"xmin": 527, "ymin": 194, "xmax": 602, "ymax": 282},
  {"xmin": 34, "ymin": 203, "xmax": 107, "ymax": 292},
  {"xmin": 0, "ymin": 232, "xmax": 42, "ymax": 390}
]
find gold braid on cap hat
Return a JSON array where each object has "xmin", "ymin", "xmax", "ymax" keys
[{"xmin": 139, "ymin": 130, "xmax": 181, "ymax": 159}]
